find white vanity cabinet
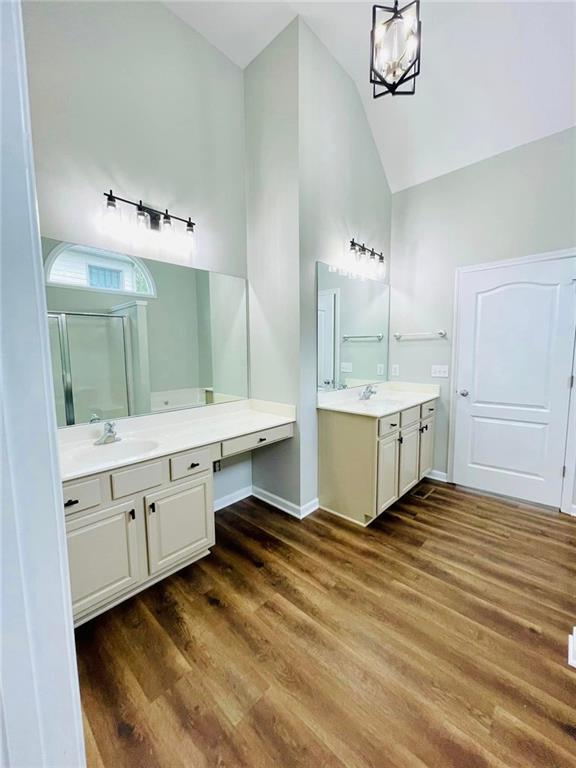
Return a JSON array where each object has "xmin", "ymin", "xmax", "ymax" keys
[
  {"xmin": 146, "ymin": 474, "xmax": 214, "ymax": 575},
  {"xmin": 319, "ymin": 397, "xmax": 438, "ymax": 526},
  {"xmin": 63, "ymin": 418, "xmax": 294, "ymax": 625}
]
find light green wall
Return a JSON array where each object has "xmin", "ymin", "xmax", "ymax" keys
[
  {"xmin": 246, "ymin": 19, "xmax": 393, "ymax": 507},
  {"xmin": 390, "ymin": 127, "xmax": 576, "ymax": 475},
  {"xmin": 22, "ymin": 0, "xmax": 247, "ymax": 277},
  {"xmin": 246, "ymin": 20, "xmax": 302, "ymax": 504}
]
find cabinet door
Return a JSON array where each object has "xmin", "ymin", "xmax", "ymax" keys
[
  {"xmin": 377, "ymin": 433, "xmax": 400, "ymax": 514},
  {"xmin": 399, "ymin": 424, "xmax": 420, "ymax": 496},
  {"xmin": 145, "ymin": 474, "xmax": 214, "ymax": 575},
  {"xmin": 419, "ymin": 417, "xmax": 435, "ymax": 480},
  {"xmin": 66, "ymin": 501, "xmax": 140, "ymax": 616}
]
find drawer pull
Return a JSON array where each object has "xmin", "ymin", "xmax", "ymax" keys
[
  {"xmin": 129, "ymin": 509, "xmax": 136, "ymax": 520},
  {"xmin": 389, "ymin": 423, "xmax": 397, "ymax": 427},
  {"xmin": 257, "ymin": 437, "xmax": 267, "ymax": 443},
  {"xmin": 149, "ymin": 502, "xmax": 156, "ymax": 514},
  {"xmin": 428, "ymin": 407, "xmax": 434, "ymax": 412},
  {"xmin": 64, "ymin": 498, "xmax": 79, "ymax": 508},
  {"xmin": 398, "ymin": 436, "xmax": 403, "ymax": 444},
  {"xmin": 188, "ymin": 462, "xmax": 200, "ymax": 470}
]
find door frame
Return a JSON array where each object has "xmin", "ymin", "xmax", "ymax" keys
[
  {"xmin": 317, "ymin": 287, "xmax": 340, "ymax": 389},
  {"xmin": 448, "ymin": 248, "xmax": 576, "ymax": 498}
]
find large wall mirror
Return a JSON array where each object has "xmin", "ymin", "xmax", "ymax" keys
[
  {"xmin": 43, "ymin": 238, "xmax": 248, "ymax": 426},
  {"xmin": 317, "ymin": 261, "xmax": 390, "ymax": 391}
]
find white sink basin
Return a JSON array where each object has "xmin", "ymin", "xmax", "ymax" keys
[{"xmin": 72, "ymin": 438, "xmax": 160, "ymax": 463}]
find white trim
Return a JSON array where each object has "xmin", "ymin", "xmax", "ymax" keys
[
  {"xmin": 426, "ymin": 470, "xmax": 448, "ymax": 483},
  {"xmin": 456, "ymin": 247, "xmax": 576, "ymax": 274},
  {"xmin": 1, "ymin": 3, "xmax": 85, "ymax": 764},
  {"xmin": 44, "ymin": 241, "xmax": 157, "ymax": 298},
  {"xmin": 569, "ymin": 628, "xmax": 576, "ymax": 669},
  {"xmin": 561, "ymin": 328, "xmax": 576, "ymax": 516},
  {"xmin": 252, "ymin": 486, "xmax": 319, "ymax": 520},
  {"xmin": 449, "ymin": 247, "xmax": 576, "ymax": 489},
  {"xmin": 214, "ymin": 486, "xmax": 253, "ymax": 512}
]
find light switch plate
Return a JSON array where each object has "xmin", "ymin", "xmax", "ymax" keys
[
  {"xmin": 377, "ymin": 363, "xmax": 385, "ymax": 376},
  {"xmin": 391, "ymin": 364, "xmax": 400, "ymax": 377},
  {"xmin": 341, "ymin": 362, "xmax": 352, "ymax": 373},
  {"xmin": 431, "ymin": 365, "xmax": 449, "ymax": 378}
]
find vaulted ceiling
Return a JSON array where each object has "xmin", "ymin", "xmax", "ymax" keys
[{"xmin": 167, "ymin": 1, "xmax": 576, "ymax": 191}]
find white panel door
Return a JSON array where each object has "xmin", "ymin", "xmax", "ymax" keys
[
  {"xmin": 318, "ymin": 290, "xmax": 336, "ymax": 389},
  {"xmin": 146, "ymin": 474, "xmax": 214, "ymax": 575},
  {"xmin": 453, "ymin": 256, "xmax": 576, "ymax": 505}
]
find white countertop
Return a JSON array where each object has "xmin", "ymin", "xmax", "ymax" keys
[
  {"xmin": 59, "ymin": 399, "xmax": 296, "ymax": 482},
  {"xmin": 317, "ymin": 382, "xmax": 440, "ymax": 419}
]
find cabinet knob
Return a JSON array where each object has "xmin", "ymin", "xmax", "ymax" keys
[
  {"xmin": 188, "ymin": 462, "xmax": 200, "ymax": 469},
  {"xmin": 149, "ymin": 502, "xmax": 156, "ymax": 514},
  {"xmin": 129, "ymin": 509, "xmax": 136, "ymax": 520},
  {"xmin": 64, "ymin": 498, "xmax": 79, "ymax": 508},
  {"xmin": 398, "ymin": 436, "xmax": 403, "ymax": 444},
  {"xmin": 258, "ymin": 437, "xmax": 267, "ymax": 443}
]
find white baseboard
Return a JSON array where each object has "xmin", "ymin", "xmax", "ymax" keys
[
  {"xmin": 426, "ymin": 470, "xmax": 448, "ymax": 483},
  {"xmin": 252, "ymin": 485, "xmax": 318, "ymax": 520},
  {"xmin": 214, "ymin": 486, "xmax": 253, "ymax": 512}
]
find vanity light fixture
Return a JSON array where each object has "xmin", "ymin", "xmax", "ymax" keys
[
  {"xmin": 348, "ymin": 238, "xmax": 387, "ymax": 281},
  {"xmin": 102, "ymin": 190, "xmax": 196, "ymax": 238},
  {"xmin": 370, "ymin": 0, "xmax": 422, "ymax": 98}
]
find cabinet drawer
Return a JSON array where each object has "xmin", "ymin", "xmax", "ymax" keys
[
  {"xmin": 400, "ymin": 406, "xmax": 420, "ymax": 427},
  {"xmin": 221, "ymin": 423, "xmax": 294, "ymax": 458},
  {"xmin": 62, "ymin": 478, "xmax": 101, "ymax": 515},
  {"xmin": 170, "ymin": 448, "xmax": 212, "ymax": 481},
  {"xmin": 420, "ymin": 401, "xmax": 437, "ymax": 419},
  {"xmin": 378, "ymin": 413, "xmax": 400, "ymax": 438},
  {"xmin": 111, "ymin": 460, "xmax": 163, "ymax": 499}
]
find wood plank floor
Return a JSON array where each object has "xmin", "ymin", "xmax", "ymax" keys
[{"xmin": 76, "ymin": 481, "xmax": 576, "ymax": 768}]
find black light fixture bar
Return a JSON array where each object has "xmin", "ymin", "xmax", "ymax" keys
[
  {"xmin": 350, "ymin": 238, "xmax": 385, "ymax": 264},
  {"xmin": 104, "ymin": 190, "xmax": 196, "ymax": 229}
]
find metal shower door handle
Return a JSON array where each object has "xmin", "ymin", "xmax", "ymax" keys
[{"xmin": 459, "ymin": 389, "xmax": 469, "ymax": 397}]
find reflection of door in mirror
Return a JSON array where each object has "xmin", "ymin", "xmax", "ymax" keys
[{"xmin": 318, "ymin": 290, "xmax": 338, "ymax": 390}]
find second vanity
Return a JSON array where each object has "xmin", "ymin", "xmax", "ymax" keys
[
  {"xmin": 60, "ymin": 399, "xmax": 295, "ymax": 625},
  {"xmin": 318, "ymin": 384, "xmax": 440, "ymax": 526}
]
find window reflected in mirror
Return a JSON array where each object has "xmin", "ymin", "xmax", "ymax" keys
[
  {"xmin": 317, "ymin": 261, "xmax": 390, "ymax": 391},
  {"xmin": 43, "ymin": 238, "xmax": 248, "ymax": 426}
]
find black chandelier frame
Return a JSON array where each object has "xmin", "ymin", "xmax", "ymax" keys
[{"xmin": 370, "ymin": 0, "xmax": 422, "ymax": 98}]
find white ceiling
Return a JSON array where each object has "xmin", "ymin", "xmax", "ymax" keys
[{"xmin": 167, "ymin": 1, "xmax": 576, "ymax": 191}]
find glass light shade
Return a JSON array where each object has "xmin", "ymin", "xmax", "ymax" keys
[{"xmin": 136, "ymin": 208, "xmax": 150, "ymax": 230}]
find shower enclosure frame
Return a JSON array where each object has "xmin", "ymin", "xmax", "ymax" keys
[{"xmin": 48, "ymin": 311, "xmax": 132, "ymax": 426}]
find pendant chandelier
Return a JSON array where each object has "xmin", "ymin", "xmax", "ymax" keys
[{"xmin": 370, "ymin": 1, "xmax": 422, "ymax": 97}]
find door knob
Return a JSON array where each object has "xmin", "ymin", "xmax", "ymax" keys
[{"xmin": 459, "ymin": 389, "xmax": 469, "ymax": 397}]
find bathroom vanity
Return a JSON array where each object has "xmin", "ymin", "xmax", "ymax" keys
[
  {"xmin": 60, "ymin": 400, "xmax": 294, "ymax": 625},
  {"xmin": 318, "ymin": 386, "xmax": 439, "ymax": 526}
]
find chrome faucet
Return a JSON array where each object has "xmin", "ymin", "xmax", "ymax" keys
[
  {"xmin": 94, "ymin": 421, "xmax": 121, "ymax": 445},
  {"xmin": 359, "ymin": 384, "xmax": 378, "ymax": 400}
]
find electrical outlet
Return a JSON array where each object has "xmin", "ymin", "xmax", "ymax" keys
[
  {"xmin": 377, "ymin": 363, "xmax": 385, "ymax": 376},
  {"xmin": 213, "ymin": 460, "xmax": 221, "ymax": 472},
  {"xmin": 431, "ymin": 365, "xmax": 449, "ymax": 378},
  {"xmin": 341, "ymin": 362, "xmax": 352, "ymax": 373},
  {"xmin": 391, "ymin": 364, "xmax": 400, "ymax": 377}
]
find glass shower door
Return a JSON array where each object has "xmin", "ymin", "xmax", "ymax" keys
[
  {"xmin": 47, "ymin": 313, "xmax": 130, "ymax": 426},
  {"xmin": 48, "ymin": 315, "xmax": 67, "ymax": 427},
  {"xmin": 66, "ymin": 314, "xmax": 130, "ymax": 425}
]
